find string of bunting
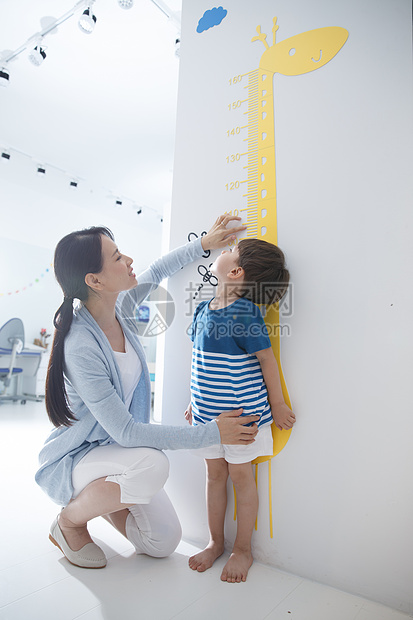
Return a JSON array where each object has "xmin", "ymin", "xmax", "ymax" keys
[{"xmin": 0, "ymin": 263, "xmax": 53, "ymax": 297}]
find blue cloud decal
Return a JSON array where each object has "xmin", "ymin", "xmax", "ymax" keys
[{"xmin": 197, "ymin": 7, "xmax": 227, "ymax": 33}]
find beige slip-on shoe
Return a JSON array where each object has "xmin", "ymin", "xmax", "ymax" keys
[{"xmin": 49, "ymin": 516, "xmax": 107, "ymax": 569}]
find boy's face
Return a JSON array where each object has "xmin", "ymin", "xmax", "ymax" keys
[{"xmin": 210, "ymin": 245, "xmax": 241, "ymax": 281}]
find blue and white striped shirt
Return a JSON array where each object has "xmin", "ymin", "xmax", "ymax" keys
[{"xmin": 190, "ymin": 298, "xmax": 273, "ymax": 428}]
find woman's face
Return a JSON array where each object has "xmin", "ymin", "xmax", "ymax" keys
[{"xmin": 94, "ymin": 234, "xmax": 137, "ymax": 294}]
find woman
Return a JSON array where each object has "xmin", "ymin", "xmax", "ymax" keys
[{"xmin": 35, "ymin": 214, "xmax": 259, "ymax": 569}]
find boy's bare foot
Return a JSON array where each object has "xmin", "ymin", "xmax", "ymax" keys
[
  {"xmin": 188, "ymin": 541, "xmax": 224, "ymax": 572},
  {"xmin": 220, "ymin": 549, "xmax": 253, "ymax": 583}
]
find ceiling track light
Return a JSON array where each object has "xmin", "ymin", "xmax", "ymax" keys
[
  {"xmin": 78, "ymin": 7, "xmax": 97, "ymax": 34},
  {"xmin": 1, "ymin": 146, "xmax": 164, "ymax": 220},
  {"xmin": 148, "ymin": 0, "xmax": 181, "ymax": 30},
  {"xmin": 118, "ymin": 0, "xmax": 134, "ymax": 8},
  {"xmin": 0, "ymin": 1, "xmax": 181, "ymax": 90},
  {"xmin": 0, "ymin": 67, "xmax": 10, "ymax": 87},
  {"xmin": 28, "ymin": 44, "xmax": 47, "ymax": 66}
]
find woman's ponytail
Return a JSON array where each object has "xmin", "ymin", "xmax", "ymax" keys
[
  {"xmin": 45, "ymin": 226, "xmax": 113, "ymax": 428},
  {"xmin": 45, "ymin": 298, "xmax": 76, "ymax": 427}
]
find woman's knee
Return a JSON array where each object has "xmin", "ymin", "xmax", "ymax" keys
[
  {"xmin": 151, "ymin": 517, "xmax": 182, "ymax": 558},
  {"xmin": 128, "ymin": 449, "xmax": 169, "ymax": 500},
  {"xmin": 106, "ymin": 449, "xmax": 170, "ymax": 504},
  {"xmin": 126, "ymin": 497, "xmax": 182, "ymax": 558},
  {"xmin": 146, "ymin": 449, "xmax": 170, "ymax": 488}
]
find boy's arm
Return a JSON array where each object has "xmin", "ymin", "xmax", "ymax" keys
[{"xmin": 255, "ymin": 347, "xmax": 296, "ymax": 431}]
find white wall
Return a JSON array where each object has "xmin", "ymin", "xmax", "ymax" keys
[
  {"xmin": 162, "ymin": 0, "xmax": 413, "ymax": 613},
  {"xmin": 0, "ymin": 153, "xmax": 162, "ymax": 345}
]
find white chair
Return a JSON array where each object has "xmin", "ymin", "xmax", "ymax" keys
[{"xmin": 0, "ymin": 318, "xmax": 27, "ymax": 404}]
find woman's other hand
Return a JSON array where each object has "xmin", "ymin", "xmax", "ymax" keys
[
  {"xmin": 201, "ymin": 214, "xmax": 247, "ymax": 251},
  {"xmin": 215, "ymin": 409, "xmax": 259, "ymax": 444}
]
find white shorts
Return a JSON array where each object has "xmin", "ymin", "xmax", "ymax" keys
[
  {"xmin": 71, "ymin": 444, "xmax": 182, "ymax": 558},
  {"xmin": 72, "ymin": 444, "xmax": 170, "ymax": 504},
  {"xmin": 191, "ymin": 423, "xmax": 273, "ymax": 464}
]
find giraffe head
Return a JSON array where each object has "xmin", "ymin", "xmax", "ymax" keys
[{"xmin": 258, "ymin": 26, "xmax": 348, "ymax": 76}]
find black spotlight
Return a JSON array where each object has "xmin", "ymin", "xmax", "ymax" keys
[{"xmin": 0, "ymin": 68, "xmax": 10, "ymax": 87}]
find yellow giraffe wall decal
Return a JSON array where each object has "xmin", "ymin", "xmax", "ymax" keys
[{"xmin": 234, "ymin": 18, "xmax": 348, "ymax": 535}]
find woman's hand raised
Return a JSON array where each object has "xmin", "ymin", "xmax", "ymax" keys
[
  {"xmin": 201, "ymin": 214, "xmax": 247, "ymax": 251},
  {"xmin": 215, "ymin": 409, "xmax": 259, "ymax": 445}
]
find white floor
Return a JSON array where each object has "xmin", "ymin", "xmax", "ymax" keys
[{"xmin": 0, "ymin": 400, "xmax": 411, "ymax": 620}]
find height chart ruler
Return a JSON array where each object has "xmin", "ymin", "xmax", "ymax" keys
[
  {"xmin": 224, "ymin": 17, "xmax": 348, "ymax": 462},
  {"xmin": 243, "ymin": 66, "xmax": 277, "ymax": 245}
]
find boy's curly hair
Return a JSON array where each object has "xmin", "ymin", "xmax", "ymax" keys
[{"xmin": 237, "ymin": 238, "xmax": 289, "ymax": 305}]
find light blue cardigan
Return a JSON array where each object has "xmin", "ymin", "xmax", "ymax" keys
[{"xmin": 35, "ymin": 238, "xmax": 221, "ymax": 505}]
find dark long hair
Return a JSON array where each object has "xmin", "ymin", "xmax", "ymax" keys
[
  {"xmin": 237, "ymin": 238, "xmax": 290, "ymax": 305},
  {"xmin": 46, "ymin": 226, "xmax": 114, "ymax": 427}
]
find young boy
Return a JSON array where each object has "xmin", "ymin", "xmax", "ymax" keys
[{"xmin": 185, "ymin": 238, "xmax": 296, "ymax": 583}]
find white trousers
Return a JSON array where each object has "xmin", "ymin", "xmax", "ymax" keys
[{"xmin": 72, "ymin": 444, "xmax": 182, "ymax": 558}]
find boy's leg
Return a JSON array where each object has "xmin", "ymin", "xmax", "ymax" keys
[
  {"xmin": 221, "ymin": 461, "xmax": 257, "ymax": 583},
  {"xmin": 189, "ymin": 458, "xmax": 228, "ymax": 572}
]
